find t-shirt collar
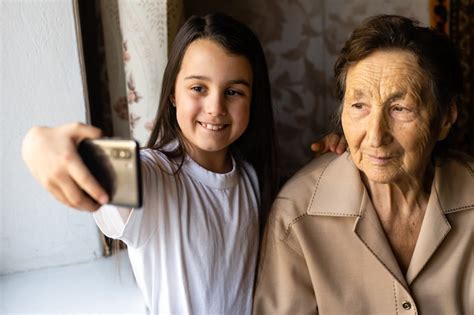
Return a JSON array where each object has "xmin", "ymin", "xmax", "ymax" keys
[{"xmin": 182, "ymin": 155, "xmax": 240, "ymax": 189}]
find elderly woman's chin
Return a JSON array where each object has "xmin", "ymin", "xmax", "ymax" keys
[
  {"xmin": 357, "ymin": 159, "xmax": 407, "ymax": 184},
  {"xmin": 355, "ymin": 155, "xmax": 408, "ymax": 184},
  {"xmin": 351, "ymin": 150, "xmax": 431, "ymax": 184}
]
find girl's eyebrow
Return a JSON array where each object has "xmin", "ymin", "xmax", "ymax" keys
[{"xmin": 184, "ymin": 75, "xmax": 251, "ymax": 87}]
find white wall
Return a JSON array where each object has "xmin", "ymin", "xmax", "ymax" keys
[{"xmin": 1, "ymin": 0, "xmax": 102, "ymax": 275}]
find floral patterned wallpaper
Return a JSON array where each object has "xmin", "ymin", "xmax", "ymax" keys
[{"xmin": 185, "ymin": 0, "xmax": 429, "ymax": 178}]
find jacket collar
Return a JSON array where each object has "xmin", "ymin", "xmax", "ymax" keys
[
  {"xmin": 307, "ymin": 152, "xmax": 474, "ymax": 217},
  {"xmin": 306, "ymin": 152, "xmax": 474, "ymax": 288},
  {"xmin": 307, "ymin": 153, "xmax": 364, "ymax": 217},
  {"xmin": 433, "ymin": 155, "xmax": 474, "ymax": 214}
]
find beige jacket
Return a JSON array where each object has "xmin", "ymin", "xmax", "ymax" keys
[{"xmin": 253, "ymin": 153, "xmax": 474, "ymax": 315}]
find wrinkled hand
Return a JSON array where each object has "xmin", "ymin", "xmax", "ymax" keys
[
  {"xmin": 310, "ymin": 133, "xmax": 347, "ymax": 155},
  {"xmin": 21, "ymin": 122, "xmax": 108, "ymax": 211}
]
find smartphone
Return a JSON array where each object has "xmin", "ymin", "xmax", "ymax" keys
[{"xmin": 78, "ymin": 138, "xmax": 142, "ymax": 208}]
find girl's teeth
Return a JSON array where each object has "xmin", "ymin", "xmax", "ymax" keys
[{"xmin": 201, "ymin": 122, "xmax": 225, "ymax": 131}]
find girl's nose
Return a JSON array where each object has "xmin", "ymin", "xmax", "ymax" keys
[
  {"xmin": 366, "ymin": 110, "xmax": 392, "ymax": 147},
  {"xmin": 205, "ymin": 93, "xmax": 227, "ymax": 117}
]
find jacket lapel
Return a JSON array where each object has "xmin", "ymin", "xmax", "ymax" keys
[
  {"xmin": 307, "ymin": 153, "xmax": 408, "ymax": 289},
  {"xmin": 405, "ymin": 192, "xmax": 450, "ymax": 285},
  {"xmin": 353, "ymin": 192, "xmax": 409, "ymax": 289},
  {"xmin": 406, "ymin": 156, "xmax": 474, "ymax": 284}
]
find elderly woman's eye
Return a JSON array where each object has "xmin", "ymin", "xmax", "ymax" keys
[
  {"xmin": 391, "ymin": 105, "xmax": 415, "ymax": 114},
  {"xmin": 390, "ymin": 104, "xmax": 416, "ymax": 121},
  {"xmin": 392, "ymin": 105, "xmax": 407, "ymax": 112},
  {"xmin": 351, "ymin": 103, "xmax": 364, "ymax": 109}
]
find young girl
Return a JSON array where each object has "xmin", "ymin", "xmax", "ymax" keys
[{"xmin": 24, "ymin": 13, "xmax": 277, "ymax": 314}]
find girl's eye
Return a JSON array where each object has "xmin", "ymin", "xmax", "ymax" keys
[
  {"xmin": 191, "ymin": 86, "xmax": 204, "ymax": 93},
  {"xmin": 226, "ymin": 89, "xmax": 242, "ymax": 96}
]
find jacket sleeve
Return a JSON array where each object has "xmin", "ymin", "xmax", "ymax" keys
[{"xmin": 253, "ymin": 209, "xmax": 317, "ymax": 315}]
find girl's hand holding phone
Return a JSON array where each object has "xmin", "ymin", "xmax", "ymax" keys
[{"xmin": 21, "ymin": 122, "xmax": 109, "ymax": 211}]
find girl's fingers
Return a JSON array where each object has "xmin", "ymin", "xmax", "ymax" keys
[
  {"xmin": 57, "ymin": 174, "xmax": 101, "ymax": 212},
  {"xmin": 67, "ymin": 155, "xmax": 109, "ymax": 206},
  {"xmin": 311, "ymin": 133, "xmax": 347, "ymax": 155},
  {"xmin": 336, "ymin": 136, "xmax": 348, "ymax": 154},
  {"xmin": 66, "ymin": 122, "xmax": 102, "ymax": 142},
  {"xmin": 310, "ymin": 141, "xmax": 325, "ymax": 153},
  {"xmin": 327, "ymin": 134, "xmax": 340, "ymax": 152},
  {"xmin": 65, "ymin": 122, "xmax": 109, "ymax": 204},
  {"xmin": 47, "ymin": 182, "xmax": 70, "ymax": 207},
  {"xmin": 312, "ymin": 134, "xmax": 339, "ymax": 153}
]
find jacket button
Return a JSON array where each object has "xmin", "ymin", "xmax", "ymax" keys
[{"xmin": 402, "ymin": 301, "xmax": 412, "ymax": 310}]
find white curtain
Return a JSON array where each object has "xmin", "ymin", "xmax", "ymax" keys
[{"xmin": 100, "ymin": 0, "xmax": 183, "ymax": 146}]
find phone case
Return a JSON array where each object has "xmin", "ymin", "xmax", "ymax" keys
[{"xmin": 78, "ymin": 138, "xmax": 142, "ymax": 208}]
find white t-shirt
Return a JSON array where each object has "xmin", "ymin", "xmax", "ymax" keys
[{"xmin": 93, "ymin": 149, "xmax": 260, "ymax": 314}]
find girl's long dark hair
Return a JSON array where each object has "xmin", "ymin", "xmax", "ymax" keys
[{"xmin": 146, "ymin": 13, "xmax": 278, "ymax": 231}]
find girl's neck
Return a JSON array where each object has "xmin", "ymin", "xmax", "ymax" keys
[{"xmin": 187, "ymin": 145, "xmax": 232, "ymax": 174}]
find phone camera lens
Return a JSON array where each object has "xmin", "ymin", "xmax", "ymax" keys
[
  {"xmin": 119, "ymin": 150, "xmax": 131, "ymax": 159},
  {"xmin": 111, "ymin": 149, "xmax": 131, "ymax": 159}
]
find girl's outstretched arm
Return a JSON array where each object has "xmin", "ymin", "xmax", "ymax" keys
[
  {"xmin": 22, "ymin": 122, "xmax": 109, "ymax": 211},
  {"xmin": 310, "ymin": 133, "xmax": 347, "ymax": 155}
]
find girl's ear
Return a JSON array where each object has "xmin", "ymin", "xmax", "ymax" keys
[
  {"xmin": 437, "ymin": 102, "xmax": 458, "ymax": 141},
  {"xmin": 170, "ymin": 95, "xmax": 176, "ymax": 107}
]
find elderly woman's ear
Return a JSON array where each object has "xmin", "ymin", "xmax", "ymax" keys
[{"xmin": 437, "ymin": 102, "xmax": 458, "ymax": 141}]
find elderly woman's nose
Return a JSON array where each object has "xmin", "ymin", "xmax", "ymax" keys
[{"xmin": 366, "ymin": 111, "xmax": 391, "ymax": 147}]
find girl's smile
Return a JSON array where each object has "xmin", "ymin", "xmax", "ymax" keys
[{"xmin": 197, "ymin": 121, "xmax": 229, "ymax": 131}]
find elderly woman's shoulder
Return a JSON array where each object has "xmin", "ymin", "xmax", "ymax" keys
[
  {"xmin": 282, "ymin": 153, "xmax": 341, "ymax": 193},
  {"xmin": 268, "ymin": 153, "xmax": 341, "ymax": 225},
  {"xmin": 440, "ymin": 151, "xmax": 474, "ymax": 178}
]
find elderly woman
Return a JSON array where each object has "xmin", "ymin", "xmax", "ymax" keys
[{"xmin": 253, "ymin": 15, "xmax": 473, "ymax": 314}]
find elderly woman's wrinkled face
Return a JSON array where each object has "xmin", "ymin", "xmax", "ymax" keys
[{"xmin": 341, "ymin": 49, "xmax": 438, "ymax": 184}]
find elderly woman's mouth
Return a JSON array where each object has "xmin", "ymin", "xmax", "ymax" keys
[{"xmin": 365, "ymin": 154, "xmax": 395, "ymax": 165}]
